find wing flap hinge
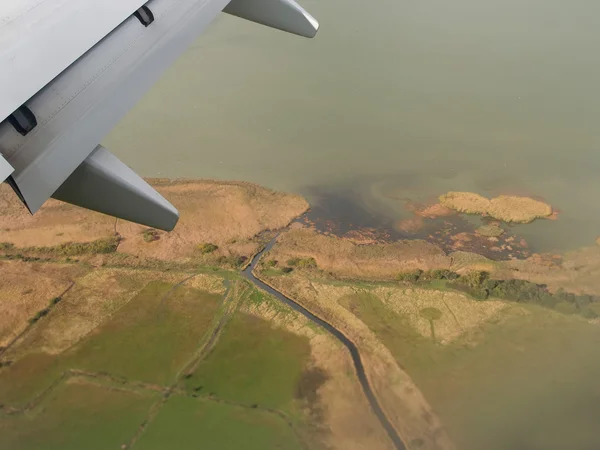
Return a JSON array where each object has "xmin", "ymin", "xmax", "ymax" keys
[{"xmin": 134, "ymin": 5, "xmax": 155, "ymax": 27}]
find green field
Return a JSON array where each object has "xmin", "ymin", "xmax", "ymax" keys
[
  {"xmin": 0, "ymin": 281, "xmax": 223, "ymax": 407},
  {"xmin": 0, "ymin": 278, "xmax": 320, "ymax": 449},
  {"xmin": 340, "ymin": 291, "xmax": 600, "ymax": 450},
  {"xmin": 181, "ymin": 293, "xmax": 312, "ymax": 412},
  {"xmin": 0, "ymin": 381, "xmax": 157, "ymax": 450},
  {"xmin": 136, "ymin": 395, "xmax": 303, "ymax": 450}
]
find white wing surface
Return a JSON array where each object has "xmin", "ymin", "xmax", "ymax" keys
[{"xmin": 0, "ymin": 0, "xmax": 318, "ymax": 231}]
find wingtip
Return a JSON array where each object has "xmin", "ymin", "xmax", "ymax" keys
[
  {"xmin": 224, "ymin": 0, "xmax": 320, "ymax": 39},
  {"xmin": 303, "ymin": 11, "xmax": 319, "ymax": 38}
]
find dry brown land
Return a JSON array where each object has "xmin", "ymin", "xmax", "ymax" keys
[
  {"xmin": 0, "ymin": 179, "xmax": 308, "ymax": 266},
  {"xmin": 0, "ymin": 183, "xmax": 115, "ymax": 247},
  {"xmin": 264, "ymin": 227, "xmax": 511, "ymax": 281},
  {"xmin": 115, "ymin": 179, "xmax": 308, "ymax": 262},
  {"xmin": 0, "ymin": 261, "xmax": 88, "ymax": 348},
  {"xmin": 266, "ymin": 228, "xmax": 452, "ymax": 280}
]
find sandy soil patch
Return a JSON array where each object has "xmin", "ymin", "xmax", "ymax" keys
[
  {"xmin": 439, "ymin": 192, "xmax": 553, "ymax": 224},
  {"xmin": 0, "ymin": 261, "xmax": 88, "ymax": 348},
  {"xmin": 243, "ymin": 299, "xmax": 394, "ymax": 450},
  {"xmin": 259, "ymin": 274, "xmax": 456, "ymax": 450}
]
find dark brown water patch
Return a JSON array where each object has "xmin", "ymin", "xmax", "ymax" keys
[{"xmin": 300, "ymin": 189, "xmax": 534, "ymax": 261}]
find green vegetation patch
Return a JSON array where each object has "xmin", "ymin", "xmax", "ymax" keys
[
  {"xmin": 0, "ymin": 242, "xmax": 14, "ymax": 251},
  {"xmin": 198, "ymin": 243, "xmax": 218, "ymax": 254},
  {"xmin": 0, "ymin": 281, "xmax": 223, "ymax": 407},
  {"xmin": 22, "ymin": 236, "xmax": 120, "ymax": 256},
  {"xmin": 397, "ymin": 269, "xmax": 459, "ymax": 283},
  {"xmin": 340, "ymin": 290, "xmax": 600, "ymax": 450},
  {"xmin": 28, "ymin": 296, "xmax": 64, "ymax": 325},
  {"xmin": 396, "ymin": 268, "xmax": 599, "ymax": 318},
  {"xmin": 136, "ymin": 395, "xmax": 303, "ymax": 450},
  {"xmin": 452, "ymin": 271, "xmax": 600, "ymax": 318},
  {"xmin": 0, "ymin": 380, "xmax": 157, "ymax": 450},
  {"xmin": 181, "ymin": 308, "xmax": 311, "ymax": 411},
  {"xmin": 215, "ymin": 254, "xmax": 248, "ymax": 269},
  {"xmin": 286, "ymin": 257, "xmax": 317, "ymax": 269},
  {"xmin": 142, "ymin": 229, "xmax": 160, "ymax": 242}
]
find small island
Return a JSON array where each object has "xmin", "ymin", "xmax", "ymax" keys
[{"xmin": 439, "ymin": 191, "xmax": 553, "ymax": 223}]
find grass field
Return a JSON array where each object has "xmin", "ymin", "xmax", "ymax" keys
[
  {"xmin": 0, "ymin": 281, "xmax": 223, "ymax": 407},
  {"xmin": 181, "ymin": 292, "xmax": 311, "ymax": 412},
  {"xmin": 340, "ymin": 291, "xmax": 600, "ymax": 450},
  {"xmin": 0, "ymin": 276, "xmax": 324, "ymax": 449},
  {"xmin": 136, "ymin": 395, "xmax": 303, "ymax": 450},
  {"xmin": 0, "ymin": 380, "xmax": 157, "ymax": 450}
]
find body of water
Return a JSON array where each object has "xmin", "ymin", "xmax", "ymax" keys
[{"xmin": 104, "ymin": 0, "xmax": 600, "ymax": 252}]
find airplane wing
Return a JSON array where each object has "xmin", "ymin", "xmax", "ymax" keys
[{"xmin": 0, "ymin": 0, "xmax": 318, "ymax": 231}]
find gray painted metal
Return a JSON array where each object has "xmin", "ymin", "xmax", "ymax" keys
[
  {"xmin": 52, "ymin": 145, "xmax": 179, "ymax": 231},
  {"xmin": 0, "ymin": 0, "xmax": 319, "ymax": 230},
  {"xmin": 0, "ymin": 0, "xmax": 231, "ymax": 213},
  {"xmin": 0, "ymin": 154, "xmax": 13, "ymax": 183},
  {"xmin": 0, "ymin": 0, "xmax": 149, "ymax": 124},
  {"xmin": 224, "ymin": 0, "xmax": 318, "ymax": 38}
]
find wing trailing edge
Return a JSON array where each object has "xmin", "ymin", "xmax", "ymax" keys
[
  {"xmin": 52, "ymin": 146, "xmax": 179, "ymax": 231},
  {"xmin": 224, "ymin": 0, "xmax": 319, "ymax": 38}
]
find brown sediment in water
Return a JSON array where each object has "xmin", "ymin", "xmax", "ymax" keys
[
  {"xmin": 413, "ymin": 203, "xmax": 456, "ymax": 219},
  {"xmin": 394, "ymin": 217, "xmax": 425, "ymax": 234},
  {"xmin": 439, "ymin": 192, "xmax": 554, "ymax": 224},
  {"xmin": 475, "ymin": 224, "xmax": 505, "ymax": 238}
]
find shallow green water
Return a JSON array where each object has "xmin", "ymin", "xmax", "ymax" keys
[{"xmin": 105, "ymin": 0, "xmax": 600, "ymax": 251}]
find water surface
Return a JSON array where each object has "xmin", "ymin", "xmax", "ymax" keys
[{"xmin": 104, "ymin": 0, "xmax": 600, "ymax": 252}]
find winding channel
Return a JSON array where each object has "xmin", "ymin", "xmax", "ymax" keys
[{"xmin": 242, "ymin": 236, "xmax": 406, "ymax": 450}]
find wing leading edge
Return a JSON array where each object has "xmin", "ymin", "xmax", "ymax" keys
[{"xmin": 0, "ymin": 0, "xmax": 319, "ymax": 231}]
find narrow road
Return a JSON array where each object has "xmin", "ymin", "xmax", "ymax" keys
[{"xmin": 242, "ymin": 237, "xmax": 406, "ymax": 450}]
